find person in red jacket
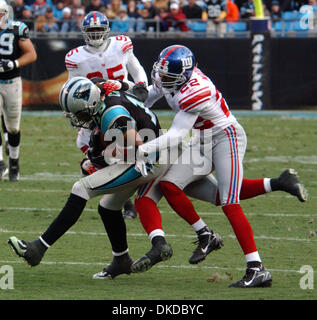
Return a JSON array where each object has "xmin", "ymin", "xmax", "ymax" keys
[{"xmin": 162, "ymin": 2, "xmax": 190, "ymax": 31}]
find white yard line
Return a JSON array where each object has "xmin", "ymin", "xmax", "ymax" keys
[
  {"xmin": 0, "ymin": 259, "xmax": 310, "ymax": 274},
  {"xmin": 0, "ymin": 206, "xmax": 316, "ymax": 218},
  {"xmin": 1, "ymin": 228, "xmax": 316, "ymax": 242}
]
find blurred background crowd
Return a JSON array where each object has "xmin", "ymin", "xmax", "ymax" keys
[{"xmin": 8, "ymin": 0, "xmax": 317, "ymax": 34}]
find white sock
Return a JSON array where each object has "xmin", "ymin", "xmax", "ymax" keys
[
  {"xmin": 112, "ymin": 248, "xmax": 129, "ymax": 257},
  {"xmin": 245, "ymin": 251, "xmax": 262, "ymax": 265},
  {"xmin": 9, "ymin": 145, "xmax": 19, "ymax": 160},
  {"xmin": 191, "ymin": 219, "xmax": 207, "ymax": 232},
  {"xmin": 148, "ymin": 229, "xmax": 165, "ymax": 241},
  {"xmin": 4, "ymin": 132, "xmax": 8, "ymax": 142},
  {"xmin": 39, "ymin": 236, "xmax": 50, "ymax": 249},
  {"xmin": 263, "ymin": 178, "xmax": 272, "ymax": 193},
  {"xmin": 0, "ymin": 145, "xmax": 3, "ymax": 161}
]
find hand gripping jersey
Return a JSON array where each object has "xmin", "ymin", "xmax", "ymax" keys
[
  {"xmin": 65, "ymin": 35, "xmax": 136, "ymax": 83},
  {"xmin": 0, "ymin": 20, "xmax": 29, "ymax": 80},
  {"xmin": 149, "ymin": 67, "xmax": 237, "ymax": 136}
]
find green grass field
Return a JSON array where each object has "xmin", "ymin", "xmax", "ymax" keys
[{"xmin": 0, "ymin": 110, "xmax": 316, "ymax": 301}]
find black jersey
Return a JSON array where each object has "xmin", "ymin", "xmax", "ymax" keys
[
  {"xmin": 96, "ymin": 90, "xmax": 161, "ymax": 144},
  {"xmin": 204, "ymin": 0, "xmax": 227, "ymax": 19},
  {"xmin": 0, "ymin": 20, "xmax": 30, "ymax": 80}
]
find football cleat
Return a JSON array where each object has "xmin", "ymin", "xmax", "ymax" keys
[
  {"xmin": 229, "ymin": 263, "xmax": 272, "ymax": 288},
  {"xmin": 0, "ymin": 160, "xmax": 8, "ymax": 180},
  {"xmin": 189, "ymin": 227, "xmax": 223, "ymax": 264},
  {"xmin": 92, "ymin": 254, "xmax": 133, "ymax": 279},
  {"xmin": 131, "ymin": 241, "xmax": 173, "ymax": 273},
  {"xmin": 8, "ymin": 236, "xmax": 46, "ymax": 267},
  {"xmin": 9, "ymin": 158, "xmax": 19, "ymax": 182},
  {"xmin": 276, "ymin": 168, "xmax": 308, "ymax": 202}
]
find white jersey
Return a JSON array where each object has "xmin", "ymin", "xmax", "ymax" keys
[
  {"xmin": 66, "ymin": 35, "xmax": 140, "ymax": 83},
  {"xmin": 65, "ymin": 35, "xmax": 148, "ymax": 152},
  {"xmin": 148, "ymin": 67, "xmax": 237, "ymax": 135}
]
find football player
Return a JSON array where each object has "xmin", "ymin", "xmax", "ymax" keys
[
  {"xmin": 0, "ymin": 1, "xmax": 37, "ymax": 181},
  {"xmin": 132, "ymin": 45, "xmax": 308, "ymax": 287},
  {"xmin": 8, "ymin": 77, "xmax": 172, "ymax": 279},
  {"xmin": 65, "ymin": 11, "xmax": 148, "ymax": 219}
]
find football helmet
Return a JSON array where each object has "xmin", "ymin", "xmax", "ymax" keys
[
  {"xmin": 81, "ymin": 11, "xmax": 110, "ymax": 47},
  {"xmin": 59, "ymin": 77, "xmax": 102, "ymax": 128},
  {"xmin": 0, "ymin": 1, "xmax": 9, "ymax": 28},
  {"xmin": 151, "ymin": 45, "xmax": 196, "ymax": 92}
]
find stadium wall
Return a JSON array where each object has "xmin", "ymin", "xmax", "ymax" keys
[{"xmin": 22, "ymin": 37, "xmax": 317, "ymax": 110}]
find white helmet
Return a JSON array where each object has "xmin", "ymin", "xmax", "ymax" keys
[
  {"xmin": 59, "ymin": 77, "xmax": 102, "ymax": 128},
  {"xmin": 0, "ymin": 1, "xmax": 9, "ymax": 28}
]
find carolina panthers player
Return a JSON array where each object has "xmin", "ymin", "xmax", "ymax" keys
[
  {"xmin": 132, "ymin": 45, "xmax": 308, "ymax": 287},
  {"xmin": 0, "ymin": 1, "xmax": 37, "ymax": 181},
  {"xmin": 65, "ymin": 11, "xmax": 148, "ymax": 219},
  {"xmin": 8, "ymin": 76, "xmax": 173, "ymax": 280}
]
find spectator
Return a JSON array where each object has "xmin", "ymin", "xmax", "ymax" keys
[
  {"xmin": 240, "ymin": 0, "xmax": 254, "ymax": 19},
  {"xmin": 106, "ymin": 0, "xmax": 125, "ymax": 18},
  {"xmin": 22, "ymin": 7, "xmax": 35, "ymax": 30},
  {"xmin": 226, "ymin": 0, "xmax": 239, "ymax": 22},
  {"xmin": 85, "ymin": 0, "xmax": 107, "ymax": 14},
  {"xmin": 127, "ymin": 0, "xmax": 145, "ymax": 31},
  {"xmin": 182, "ymin": 0, "xmax": 203, "ymax": 19},
  {"xmin": 111, "ymin": 6, "xmax": 130, "ymax": 32},
  {"xmin": 31, "ymin": 0, "xmax": 50, "ymax": 18},
  {"xmin": 162, "ymin": 2, "xmax": 190, "ymax": 31},
  {"xmin": 60, "ymin": 6, "xmax": 76, "ymax": 32},
  {"xmin": 13, "ymin": 0, "xmax": 29, "ymax": 20},
  {"xmin": 153, "ymin": 0, "xmax": 169, "ymax": 13},
  {"xmin": 138, "ymin": 0, "xmax": 160, "ymax": 31},
  {"xmin": 36, "ymin": 6, "xmax": 59, "ymax": 32},
  {"xmin": 71, "ymin": 8, "xmax": 85, "ymax": 32},
  {"xmin": 53, "ymin": 1, "xmax": 65, "ymax": 20},
  {"xmin": 270, "ymin": 0, "xmax": 281, "ymax": 19},
  {"xmin": 69, "ymin": 0, "xmax": 84, "ymax": 17},
  {"xmin": 202, "ymin": 0, "xmax": 227, "ymax": 34}
]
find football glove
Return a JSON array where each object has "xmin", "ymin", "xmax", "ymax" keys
[
  {"xmin": 0, "ymin": 59, "xmax": 18, "ymax": 73},
  {"xmin": 132, "ymin": 82, "xmax": 148, "ymax": 102}
]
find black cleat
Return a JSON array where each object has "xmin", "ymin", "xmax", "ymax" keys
[
  {"xmin": 93, "ymin": 254, "xmax": 133, "ymax": 279},
  {"xmin": 275, "ymin": 168, "xmax": 308, "ymax": 202},
  {"xmin": 189, "ymin": 227, "xmax": 223, "ymax": 264},
  {"xmin": 8, "ymin": 236, "xmax": 46, "ymax": 267},
  {"xmin": 123, "ymin": 199, "xmax": 137, "ymax": 219},
  {"xmin": 229, "ymin": 262, "xmax": 272, "ymax": 288},
  {"xmin": 9, "ymin": 158, "xmax": 19, "ymax": 182},
  {"xmin": 131, "ymin": 241, "xmax": 173, "ymax": 273},
  {"xmin": 0, "ymin": 160, "xmax": 8, "ymax": 180}
]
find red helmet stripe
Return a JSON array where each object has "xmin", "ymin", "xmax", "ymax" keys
[
  {"xmin": 161, "ymin": 45, "xmax": 184, "ymax": 66},
  {"xmin": 93, "ymin": 11, "xmax": 97, "ymax": 23}
]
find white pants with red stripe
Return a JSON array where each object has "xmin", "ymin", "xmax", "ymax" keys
[{"xmin": 156, "ymin": 123, "xmax": 247, "ymax": 206}]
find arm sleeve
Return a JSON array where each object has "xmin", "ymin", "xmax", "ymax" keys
[
  {"xmin": 126, "ymin": 52, "xmax": 148, "ymax": 88},
  {"xmin": 139, "ymin": 110, "xmax": 199, "ymax": 155}
]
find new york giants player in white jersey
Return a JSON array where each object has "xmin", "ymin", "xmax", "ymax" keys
[
  {"xmin": 132, "ymin": 45, "xmax": 280, "ymax": 287},
  {"xmin": 65, "ymin": 11, "xmax": 148, "ymax": 218}
]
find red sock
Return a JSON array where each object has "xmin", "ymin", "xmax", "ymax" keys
[
  {"xmin": 160, "ymin": 181, "xmax": 200, "ymax": 225},
  {"xmin": 215, "ymin": 178, "xmax": 266, "ymax": 206},
  {"xmin": 222, "ymin": 203, "xmax": 257, "ymax": 255},
  {"xmin": 135, "ymin": 197, "xmax": 162, "ymax": 235},
  {"xmin": 240, "ymin": 178, "xmax": 266, "ymax": 200}
]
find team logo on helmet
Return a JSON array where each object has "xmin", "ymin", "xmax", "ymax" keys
[
  {"xmin": 73, "ymin": 83, "xmax": 91, "ymax": 102},
  {"xmin": 181, "ymin": 57, "xmax": 193, "ymax": 69}
]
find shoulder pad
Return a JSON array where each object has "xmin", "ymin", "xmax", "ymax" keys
[
  {"xmin": 111, "ymin": 35, "xmax": 133, "ymax": 54},
  {"xmin": 11, "ymin": 21, "xmax": 29, "ymax": 39}
]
